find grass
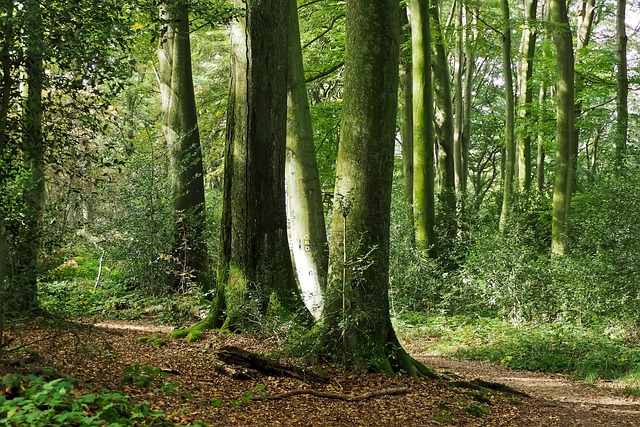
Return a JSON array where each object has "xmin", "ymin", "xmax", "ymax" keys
[{"xmin": 397, "ymin": 313, "xmax": 640, "ymax": 389}]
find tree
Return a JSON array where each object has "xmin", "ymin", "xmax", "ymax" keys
[
  {"xmin": 285, "ymin": 0, "xmax": 329, "ymax": 321},
  {"xmin": 158, "ymin": 0, "xmax": 210, "ymax": 291},
  {"xmin": 409, "ymin": 0, "xmax": 437, "ymax": 257},
  {"xmin": 515, "ymin": 0, "xmax": 538, "ymax": 191},
  {"xmin": 550, "ymin": 0, "xmax": 575, "ymax": 256},
  {"xmin": 322, "ymin": 0, "xmax": 434, "ymax": 378},
  {"xmin": 205, "ymin": 0, "xmax": 310, "ymax": 330},
  {"xmin": 429, "ymin": 2, "xmax": 455, "ymax": 194},
  {"xmin": 498, "ymin": 0, "xmax": 515, "ymax": 232},
  {"xmin": 615, "ymin": 0, "xmax": 628, "ymax": 166},
  {"xmin": 11, "ymin": 0, "xmax": 45, "ymax": 314}
]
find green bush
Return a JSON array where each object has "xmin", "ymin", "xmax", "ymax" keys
[{"xmin": 0, "ymin": 373, "xmax": 166, "ymax": 426}]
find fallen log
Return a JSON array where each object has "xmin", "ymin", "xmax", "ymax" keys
[{"xmin": 215, "ymin": 345, "xmax": 325, "ymax": 382}]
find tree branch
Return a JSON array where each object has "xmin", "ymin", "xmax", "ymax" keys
[
  {"xmin": 257, "ymin": 387, "xmax": 410, "ymax": 401},
  {"xmin": 305, "ymin": 61, "xmax": 344, "ymax": 83}
]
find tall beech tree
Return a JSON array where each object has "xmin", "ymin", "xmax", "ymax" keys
[
  {"xmin": 322, "ymin": 0, "xmax": 434, "ymax": 377},
  {"xmin": 498, "ymin": 0, "xmax": 515, "ymax": 232},
  {"xmin": 550, "ymin": 0, "xmax": 575, "ymax": 256},
  {"xmin": 12, "ymin": 0, "xmax": 45, "ymax": 313},
  {"xmin": 409, "ymin": 0, "xmax": 437, "ymax": 257},
  {"xmin": 190, "ymin": 0, "xmax": 311, "ymax": 333},
  {"xmin": 616, "ymin": 0, "xmax": 628, "ymax": 166},
  {"xmin": 158, "ymin": 0, "xmax": 209, "ymax": 290},
  {"xmin": 515, "ymin": 0, "xmax": 538, "ymax": 192},
  {"xmin": 285, "ymin": 0, "xmax": 328, "ymax": 321}
]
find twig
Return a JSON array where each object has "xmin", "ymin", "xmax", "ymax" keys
[{"xmin": 257, "ymin": 387, "xmax": 410, "ymax": 401}]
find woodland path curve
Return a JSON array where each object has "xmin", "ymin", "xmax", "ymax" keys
[{"xmin": 416, "ymin": 354, "xmax": 640, "ymax": 426}]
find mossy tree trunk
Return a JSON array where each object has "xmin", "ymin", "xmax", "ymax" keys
[
  {"xmin": 322, "ymin": 0, "xmax": 434, "ymax": 379},
  {"xmin": 550, "ymin": 0, "xmax": 575, "ymax": 256},
  {"xmin": 208, "ymin": 0, "xmax": 311, "ymax": 330},
  {"xmin": 11, "ymin": 0, "xmax": 44, "ymax": 315},
  {"xmin": 399, "ymin": 7, "xmax": 414, "ymax": 228},
  {"xmin": 409, "ymin": 0, "xmax": 437, "ymax": 258},
  {"xmin": 515, "ymin": 0, "xmax": 538, "ymax": 192},
  {"xmin": 285, "ymin": 0, "xmax": 329, "ymax": 321},
  {"xmin": 158, "ymin": 0, "xmax": 209, "ymax": 291}
]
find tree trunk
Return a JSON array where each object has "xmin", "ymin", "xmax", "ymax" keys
[
  {"xmin": 515, "ymin": 0, "xmax": 538, "ymax": 192},
  {"xmin": 615, "ymin": 0, "xmax": 628, "ymax": 167},
  {"xmin": 409, "ymin": 0, "xmax": 437, "ymax": 257},
  {"xmin": 453, "ymin": 0, "xmax": 464, "ymax": 195},
  {"xmin": 550, "ymin": 0, "xmax": 575, "ymax": 256},
  {"xmin": 429, "ymin": 2, "xmax": 455, "ymax": 194},
  {"xmin": 285, "ymin": 0, "xmax": 328, "ymax": 321},
  {"xmin": 536, "ymin": 83, "xmax": 546, "ymax": 193},
  {"xmin": 323, "ymin": 0, "xmax": 433, "ymax": 378},
  {"xmin": 462, "ymin": 6, "xmax": 476, "ymax": 196},
  {"xmin": 12, "ymin": 0, "xmax": 44, "ymax": 314},
  {"xmin": 572, "ymin": 0, "xmax": 596, "ymax": 190},
  {"xmin": 158, "ymin": 0, "xmax": 209, "ymax": 291},
  {"xmin": 210, "ymin": 0, "xmax": 310, "ymax": 330},
  {"xmin": 399, "ymin": 7, "xmax": 414, "ymax": 225},
  {"xmin": 499, "ymin": 0, "xmax": 515, "ymax": 233}
]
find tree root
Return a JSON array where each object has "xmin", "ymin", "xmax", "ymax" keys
[{"xmin": 257, "ymin": 387, "xmax": 409, "ymax": 401}]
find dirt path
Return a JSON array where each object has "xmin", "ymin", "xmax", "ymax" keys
[{"xmin": 418, "ymin": 355, "xmax": 640, "ymax": 426}]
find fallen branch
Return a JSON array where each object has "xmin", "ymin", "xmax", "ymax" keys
[
  {"xmin": 215, "ymin": 346, "xmax": 325, "ymax": 382},
  {"xmin": 257, "ymin": 387, "xmax": 410, "ymax": 401}
]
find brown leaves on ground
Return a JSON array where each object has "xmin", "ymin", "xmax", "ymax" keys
[{"xmin": 1, "ymin": 319, "xmax": 639, "ymax": 426}]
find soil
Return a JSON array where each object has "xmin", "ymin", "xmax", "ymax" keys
[{"xmin": 2, "ymin": 319, "xmax": 639, "ymax": 426}]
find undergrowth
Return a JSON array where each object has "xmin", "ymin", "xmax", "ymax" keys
[{"xmin": 398, "ymin": 314, "xmax": 640, "ymax": 387}]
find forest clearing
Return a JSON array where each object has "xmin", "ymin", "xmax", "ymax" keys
[{"xmin": 3, "ymin": 0, "xmax": 640, "ymax": 425}]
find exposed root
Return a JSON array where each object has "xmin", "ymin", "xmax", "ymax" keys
[{"xmin": 258, "ymin": 387, "xmax": 409, "ymax": 401}]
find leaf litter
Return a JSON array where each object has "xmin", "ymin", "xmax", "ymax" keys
[{"xmin": 1, "ymin": 320, "xmax": 638, "ymax": 426}]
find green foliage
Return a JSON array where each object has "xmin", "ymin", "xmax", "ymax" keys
[
  {"xmin": 121, "ymin": 363, "xmax": 169, "ymax": 388},
  {"xmin": 405, "ymin": 316, "xmax": 640, "ymax": 383},
  {"xmin": 0, "ymin": 373, "xmax": 166, "ymax": 426}
]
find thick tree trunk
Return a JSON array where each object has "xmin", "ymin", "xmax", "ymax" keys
[
  {"xmin": 550, "ymin": 0, "xmax": 575, "ymax": 256},
  {"xmin": 323, "ymin": 0, "xmax": 433, "ymax": 378},
  {"xmin": 516, "ymin": 0, "xmax": 538, "ymax": 192},
  {"xmin": 616, "ymin": 0, "xmax": 628, "ymax": 166},
  {"xmin": 12, "ymin": 0, "xmax": 44, "ymax": 314},
  {"xmin": 207, "ymin": 0, "xmax": 310, "ymax": 330},
  {"xmin": 285, "ymin": 0, "xmax": 328, "ymax": 321},
  {"xmin": 158, "ymin": 0, "xmax": 209, "ymax": 291},
  {"xmin": 409, "ymin": 0, "xmax": 437, "ymax": 257},
  {"xmin": 499, "ymin": 0, "xmax": 515, "ymax": 233}
]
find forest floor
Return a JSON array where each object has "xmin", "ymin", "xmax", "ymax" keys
[{"xmin": 2, "ymin": 318, "xmax": 640, "ymax": 426}]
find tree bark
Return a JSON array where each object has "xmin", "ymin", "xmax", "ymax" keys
[
  {"xmin": 462, "ymin": 6, "xmax": 476, "ymax": 197},
  {"xmin": 285, "ymin": 0, "xmax": 328, "ymax": 321},
  {"xmin": 453, "ymin": 0, "xmax": 464, "ymax": 195},
  {"xmin": 550, "ymin": 0, "xmax": 575, "ymax": 256},
  {"xmin": 323, "ymin": 0, "xmax": 434, "ymax": 378},
  {"xmin": 409, "ymin": 0, "xmax": 437, "ymax": 257},
  {"xmin": 158, "ymin": 0, "xmax": 210, "ymax": 291},
  {"xmin": 615, "ymin": 0, "xmax": 628, "ymax": 167},
  {"xmin": 399, "ymin": 7, "xmax": 414, "ymax": 226},
  {"xmin": 536, "ymin": 83, "xmax": 546, "ymax": 193},
  {"xmin": 515, "ymin": 0, "xmax": 538, "ymax": 192},
  {"xmin": 498, "ymin": 0, "xmax": 515, "ymax": 233},
  {"xmin": 429, "ymin": 2, "xmax": 455, "ymax": 194},
  {"xmin": 12, "ymin": 0, "xmax": 44, "ymax": 314},
  {"xmin": 209, "ymin": 0, "xmax": 310, "ymax": 329}
]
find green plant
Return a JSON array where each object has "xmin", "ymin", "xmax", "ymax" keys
[
  {"xmin": 0, "ymin": 373, "xmax": 166, "ymax": 426},
  {"xmin": 230, "ymin": 384, "xmax": 265, "ymax": 406},
  {"xmin": 121, "ymin": 363, "xmax": 169, "ymax": 388}
]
